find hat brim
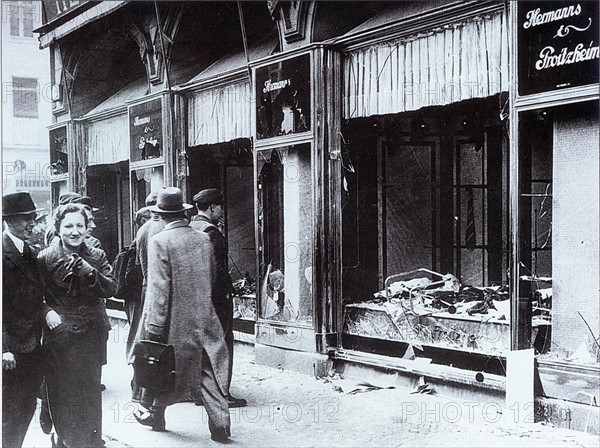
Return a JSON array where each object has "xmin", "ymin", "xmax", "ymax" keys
[
  {"xmin": 3, "ymin": 207, "xmax": 46, "ymax": 217},
  {"xmin": 148, "ymin": 203, "xmax": 194, "ymax": 214}
]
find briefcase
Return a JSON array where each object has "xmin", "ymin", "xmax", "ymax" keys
[{"xmin": 132, "ymin": 340, "xmax": 176, "ymax": 393}]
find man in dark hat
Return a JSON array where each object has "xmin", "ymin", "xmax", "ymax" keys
[
  {"xmin": 134, "ymin": 187, "xmax": 232, "ymax": 442},
  {"xmin": 191, "ymin": 188, "xmax": 247, "ymax": 408},
  {"xmin": 2, "ymin": 192, "xmax": 59, "ymax": 447}
]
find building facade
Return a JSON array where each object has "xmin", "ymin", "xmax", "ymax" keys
[
  {"xmin": 2, "ymin": 0, "xmax": 52, "ymax": 212},
  {"xmin": 35, "ymin": 0, "xmax": 599, "ymax": 432}
]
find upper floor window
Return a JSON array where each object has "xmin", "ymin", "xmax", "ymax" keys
[
  {"xmin": 12, "ymin": 77, "xmax": 39, "ymax": 118},
  {"xmin": 7, "ymin": 1, "xmax": 35, "ymax": 38}
]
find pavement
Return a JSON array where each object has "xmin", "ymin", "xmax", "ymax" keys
[{"xmin": 21, "ymin": 320, "xmax": 600, "ymax": 448}]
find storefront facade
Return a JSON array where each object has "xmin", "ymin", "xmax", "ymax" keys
[
  {"xmin": 510, "ymin": 1, "xmax": 599, "ymax": 427},
  {"xmin": 36, "ymin": 1, "xmax": 599, "ymax": 432}
]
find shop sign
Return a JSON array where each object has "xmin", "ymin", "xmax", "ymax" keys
[
  {"xmin": 518, "ymin": 1, "xmax": 599, "ymax": 96},
  {"xmin": 129, "ymin": 99, "xmax": 163, "ymax": 163},
  {"xmin": 255, "ymin": 54, "xmax": 311, "ymax": 139}
]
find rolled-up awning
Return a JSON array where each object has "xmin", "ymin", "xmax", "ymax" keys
[
  {"xmin": 344, "ymin": 10, "xmax": 509, "ymax": 119},
  {"xmin": 187, "ymin": 81, "xmax": 252, "ymax": 147},
  {"xmin": 183, "ymin": 36, "xmax": 277, "ymax": 147},
  {"xmin": 85, "ymin": 113, "xmax": 129, "ymax": 166}
]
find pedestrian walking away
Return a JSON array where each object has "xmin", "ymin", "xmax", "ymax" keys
[
  {"xmin": 133, "ymin": 187, "xmax": 232, "ymax": 442},
  {"xmin": 191, "ymin": 188, "xmax": 247, "ymax": 408}
]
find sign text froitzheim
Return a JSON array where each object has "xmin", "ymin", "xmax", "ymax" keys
[{"xmin": 517, "ymin": 1, "xmax": 599, "ymax": 96}]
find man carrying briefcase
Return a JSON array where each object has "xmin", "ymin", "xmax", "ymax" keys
[{"xmin": 133, "ymin": 188, "xmax": 231, "ymax": 443}]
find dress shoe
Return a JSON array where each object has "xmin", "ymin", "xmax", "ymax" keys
[
  {"xmin": 210, "ymin": 426, "xmax": 231, "ymax": 443},
  {"xmin": 227, "ymin": 395, "xmax": 247, "ymax": 408},
  {"xmin": 133, "ymin": 409, "xmax": 166, "ymax": 432},
  {"xmin": 40, "ymin": 399, "xmax": 53, "ymax": 434}
]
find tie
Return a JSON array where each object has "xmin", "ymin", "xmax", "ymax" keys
[{"xmin": 23, "ymin": 243, "xmax": 33, "ymax": 263}]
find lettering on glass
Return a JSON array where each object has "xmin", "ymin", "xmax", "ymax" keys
[
  {"xmin": 129, "ymin": 99, "xmax": 162, "ymax": 162},
  {"xmin": 255, "ymin": 54, "xmax": 311, "ymax": 139},
  {"xmin": 518, "ymin": 1, "xmax": 599, "ymax": 95}
]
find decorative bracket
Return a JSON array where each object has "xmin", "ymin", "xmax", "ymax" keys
[
  {"xmin": 273, "ymin": 1, "xmax": 309, "ymax": 43},
  {"xmin": 127, "ymin": 5, "xmax": 183, "ymax": 87}
]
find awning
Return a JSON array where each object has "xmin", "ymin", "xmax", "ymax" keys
[
  {"xmin": 187, "ymin": 81, "xmax": 252, "ymax": 147},
  {"xmin": 343, "ymin": 10, "xmax": 509, "ymax": 119},
  {"xmin": 79, "ymin": 78, "xmax": 149, "ymax": 166},
  {"xmin": 85, "ymin": 113, "xmax": 129, "ymax": 166},
  {"xmin": 84, "ymin": 78, "xmax": 148, "ymax": 117},
  {"xmin": 184, "ymin": 37, "xmax": 277, "ymax": 147},
  {"xmin": 37, "ymin": 2, "xmax": 127, "ymax": 49},
  {"xmin": 180, "ymin": 37, "xmax": 277, "ymax": 88}
]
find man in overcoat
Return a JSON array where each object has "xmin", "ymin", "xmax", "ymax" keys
[
  {"xmin": 127, "ymin": 192, "xmax": 164, "ymax": 365},
  {"xmin": 191, "ymin": 188, "xmax": 246, "ymax": 408},
  {"xmin": 136, "ymin": 187, "xmax": 231, "ymax": 442},
  {"xmin": 2, "ymin": 191, "xmax": 57, "ymax": 447}
]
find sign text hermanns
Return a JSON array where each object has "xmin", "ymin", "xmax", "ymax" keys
[{"xmin": 517, "ymin": 1, "xmax": 599, "ymax": 96}]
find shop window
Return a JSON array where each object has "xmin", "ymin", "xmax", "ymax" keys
[
  {"xmin": 49, "ymin": 126, "xmax": 68, "ymax": 175},
  {"xmin": 342, "ymin": 101, "xmax": 510, "ymax": 358},
  {"xmin": 12, "ymin": 77, "xmax": 38, "ymax": 118},
  {"xmin": 255, "ymin": 54, "xmax": 311, "ymax": 140},
  {"xmin": 258, "ymin": 144, "xmax": 313, "ymax": 324},
  {"xmin": 130, "ymin": 165, "xmax": 164, "ymax": 217},
  {"xmin": 518, "ymin": 102, "xmax": 599, "ymax": 366},
  {"xmin": 129, "ymin": 99, "xmax": 163, "ymax": 162},
  {"xmin": 377, "ymin": 132, "xmax": 504, "ymax": 289}
]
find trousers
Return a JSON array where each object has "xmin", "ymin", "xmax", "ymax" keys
[
  {"xmin": 134, "ymin": 349, "xmax": 230, "ymax": 435},
  {"xmin": 2, "ymin": 347, "xmax": 44, "ymax": 448}
]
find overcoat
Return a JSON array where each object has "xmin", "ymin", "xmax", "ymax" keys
[
  {"xmin": 2, "ymin": 232, "xmax": 47, "ymax": 448},
  {"xmin": 2, "ymin": 232, "xmax": 46, "ymax": 353},
  {"xmin": 126, "ymin": 216, "xmax": 164, "ymax": 364},
  {"xmin": 38, "ymin": 241, "xmax": 115, "ymax": 448},
  {"xmin": 189, "ymin": 216, "xmax": 233, "ymax": 324},
  {"xmin": 141, "ymin": 220, "xmax": 230, "ymax": 402}
]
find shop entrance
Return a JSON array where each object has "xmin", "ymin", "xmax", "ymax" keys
[{"xmin": 87, "ymin": 161, "xmax": 130, "ymax": 263}]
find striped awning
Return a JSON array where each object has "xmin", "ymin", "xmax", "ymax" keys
[{"xmin": 344, "ymin": 10, "xmax": 509, "ymax": 119}]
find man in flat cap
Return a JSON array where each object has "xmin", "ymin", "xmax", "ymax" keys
[
  {"xmin": 2, "ymin": 192, "xmax": 59, "ymax": 447},
  {"xmin": 191, "ymin": 188, "xmax": 247, "ymax": 408},
  {"xmin": 134, "ymin": 187, "xmax": 232, "ymax": 442}
]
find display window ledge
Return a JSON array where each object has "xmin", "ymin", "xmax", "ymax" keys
[{"xmin": 333, "ymin": 347, "xmax": 506, "ymax": 393}]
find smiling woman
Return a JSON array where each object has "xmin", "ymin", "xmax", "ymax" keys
[
  {"xmin": 57, "ymin": 205, "xmax": 88, "ymax": 250},
  {"xmin": 37, "ymin": 203, "xmax": 116, "ymax": 448}
]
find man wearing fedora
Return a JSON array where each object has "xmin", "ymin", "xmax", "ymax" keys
[
  {"xmin": 135, "ymin": 187, "xmax": 231, "ymax": 442},
  {"xmin": 191, "ymin": 188, "xmax": 247, "ymax": 408},
  {"xmin": 2, "ymin": 191, "xmax": 59, "ymax": 447}
]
